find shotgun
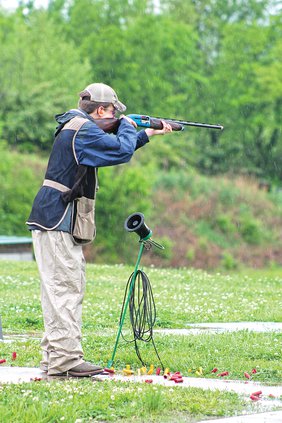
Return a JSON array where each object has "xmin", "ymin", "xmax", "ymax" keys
[
  {"xmin": 94, "ymin": 114, "xmax": 224, "ymax": 133},
  {"xmin": 128, "ymin": 114, "xmax": 224, "ymax": 131}
]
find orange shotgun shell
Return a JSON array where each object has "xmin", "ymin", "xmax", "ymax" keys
[{"xmin": 164, "ymin": 368, "xmax": 170, "ymax": 378}]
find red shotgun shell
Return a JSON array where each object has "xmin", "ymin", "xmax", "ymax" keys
[
  {"xmin": 251, "ymin": 390, "xmax": 262, "ymax": 397},
  {"xmin": 250, "ymin": 394, "xmax": 260, "ymax": 401},
  {"xmin": 104, "ymin": 368, "xmax": 115, "ymax": 374},
  {"xmin": 217, "ymin": 371, "xmax": 229, "ymax": 377}
]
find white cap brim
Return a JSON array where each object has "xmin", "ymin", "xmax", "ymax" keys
[{"xmin": 113, "ymin": 100, "xmax": 126, "ymax": 113}]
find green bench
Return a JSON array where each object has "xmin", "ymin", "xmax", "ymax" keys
[{"xmin": 0, "ymin": 235, "xmax": 33, "ymax": 261}]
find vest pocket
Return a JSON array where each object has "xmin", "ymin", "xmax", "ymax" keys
[{"xmin": 71, "ymin": 197, "xmax": 96, "ymax": 245}]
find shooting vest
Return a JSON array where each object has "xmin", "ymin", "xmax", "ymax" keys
[{"xmin": 27, "ymin": 116, "xmax": 98, "ymax": 245}]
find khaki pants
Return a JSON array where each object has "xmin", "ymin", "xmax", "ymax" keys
[{"xmin": 32, "ymin": 230, "xmax": 86, "ymax": 375}]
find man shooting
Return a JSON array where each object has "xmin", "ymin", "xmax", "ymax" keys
[{"xmin": 26, "ymin": 83, "xmax": 172, "ymax": 377}]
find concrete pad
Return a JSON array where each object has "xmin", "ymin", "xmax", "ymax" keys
[
  {"xmin": 156, "ymin": 322, "xmax": 282, "ymax": 336},
  {"xmin": 0, "ymin": 333, "xmax": 41, "ymax": 343},
  {"xmin": 199, "ymin": 410, "xmax": 282, "ymax": 423},
  {"xmin": 0, "ymin": 366, "xmax": 46, "ymax": 383},
  {"xmin": 2, "ymin": 322, "xmax": 281, "ymax": 342},
  {"xmin": 1, "ymin": 366, "xmax": 281, "ymax": 400},
  {"xmin": 187, "ymin": 322, "xmax": 282, "ymax": 332}
]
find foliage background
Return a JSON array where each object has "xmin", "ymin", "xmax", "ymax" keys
[{"xmin": 0, "ymin": 0, "xmax": 281, "ymax": 268}]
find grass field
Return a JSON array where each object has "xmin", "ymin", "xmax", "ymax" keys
[{"xmin": 0, "ymin": 261, "xmax": 281, "ymax": 422}]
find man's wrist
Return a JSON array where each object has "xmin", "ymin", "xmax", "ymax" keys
[{"xmin": 145, "ymin": 128, "xmax": 155, "ymax": 138}]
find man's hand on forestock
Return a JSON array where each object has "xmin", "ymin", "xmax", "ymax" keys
[
  {"xmin": 120, "ymin": 115, "xmax": 138, "ymax": 128},
  {"xmin": 145, "ymin": 120, "xmax": 173, "ymax": 138}
]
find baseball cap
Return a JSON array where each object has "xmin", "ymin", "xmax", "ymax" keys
[{"xmin": 83, "ymin": 83, "xmax": 126, "ymax": 112}]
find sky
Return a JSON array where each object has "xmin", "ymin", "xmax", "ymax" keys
[
  {"xmin": 1, "ymin": 0, "xmax": 280, "ymax": 14},
  {"xmin": 0, "ymin": 0, "xmax": 49, "ymax": 9}
]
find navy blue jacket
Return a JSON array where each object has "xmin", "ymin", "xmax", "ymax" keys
[{"xmin": 26, "ymin": 109, "xmax": 149, "ymax": 231}]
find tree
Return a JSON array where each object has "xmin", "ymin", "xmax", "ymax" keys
[
  {"xmin": 0, "ymin": 8, "xmax": 91, "ymax": 151},
  {"xmin": 200, "ymin": 17, "xmax": 282, "ymax": 179},
  {"xmin": 160, "ymin": 0, "xmax": 282, "ymax": 180}
]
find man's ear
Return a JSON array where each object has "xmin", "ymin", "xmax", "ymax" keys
[{"xmin": 97, "ymin": 106, "xmax": 105, "ymax": 117}]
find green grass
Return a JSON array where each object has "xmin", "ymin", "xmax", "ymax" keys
[
  {"xmin": 0, "ymin": 379, "xmax": 245, "ymax": 423},
  {"xmin": 0, "ymin": 261, "xmax": 282, "ymax": 422},
  {"xmin": 1, "ymin": 262, "xmax": 281, "ymax": 332}
]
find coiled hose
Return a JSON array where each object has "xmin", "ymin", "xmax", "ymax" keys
[{"xmin": 120, "ymin": 269, "xmax": 164, "ymax": 369}]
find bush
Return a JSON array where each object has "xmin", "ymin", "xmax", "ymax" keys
[
  {"xmin": 94, "ymin": 164, "xmax": 154, "ymax": 263},
  {"xmin": 186, "ymin": 247, "xmax": 196, "ymax": 262},
  {"xmin": 237, "ymin": 215, "xmax": 263, "ymax": 245},
  {"xmin": 0, "ymin": 141, "xmax": 45, "ymax": 235},
  {"xmin": 221, "ymin": 252, "xmax": 238, "ymax": 270},
  {"xmin": 215, "ymin": 214, "xmax": 237, "ymax": 235},
  {"xmin": 195, "ymin": 220, "xmax": 232, "ymax": 249}
]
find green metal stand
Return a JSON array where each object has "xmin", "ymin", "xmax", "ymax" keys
[{"xmin": 107, "ymin": 234, "xmax": 151, "ymax": 368}]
